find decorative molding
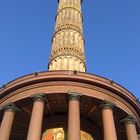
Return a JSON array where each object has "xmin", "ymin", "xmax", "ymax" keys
[
  {"xmin": 31, "ymin": 93, "xmax": 46, "ymax": 102},
  {"xmin": 100, "ymin": 100, "xmax": 116, "ymax": 110},
  {"xmin": 50, "ymin": 48, "xmax": 85, "ymax": 63},
  {"xmin": 68, "ymin": 92, "xmax": 82, "ymax": 101},
  {"xmin": 53, "ymin": 26, "xmax": 84, "ymax": 41},
  {"xmin": 2, "ymin": 102, "xmax": 20, "ymax": 112},
  {"xmin": 122, "ymin": 115, "xmax": 137, "ymax": 125},
  {"xmin": 57, "ymin": 7, "xmax": 82, "ymax": 18}
]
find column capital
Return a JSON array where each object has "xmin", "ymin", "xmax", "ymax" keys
[
  {"xmin": 2, "ymin": 103, "xmax": 20, "ymax": 113},
  {"xmin": 100, "ymin": 100, "xmax": 115, "ymax": 110},
  {"xmin": 31, "ymin": 93, "xmax": 46, "ymax": 102},
  {"xmin": 68, "ymin": 92, "xmax": 82, "ymax": 101},
  {"xmin": 122, "ymin": 115, "xmax": 136, "ymax": 125}
]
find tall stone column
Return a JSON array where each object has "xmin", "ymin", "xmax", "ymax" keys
[
  {"xmin": 48, "ymin": 0, "xmax": 86, "ymax": 72},
  {"xmin": 27, "ymin": 94, "xmax": 46, "ymax": 140},
  {"xmin": 123, "ymin": 115, "xmax": 138, "ymax": 140},
  {"xmin": 68, "ymin": 93, "xmax": 82, "ymax": 140},
  {"xmin": 0, "ymin": 103, "xmax": 19, "ymax": 140},
  {"xmin": 101, "ymin": 101, "xmax": 117, "ymax": 140}
]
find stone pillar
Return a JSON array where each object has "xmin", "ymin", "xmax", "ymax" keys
[
  {"xmin": 27, "ymin": 94, "xmax": 46, "ymax": 140},
  {"xmin": 0, "ymin": 103, "xmax": 19, "ymax": 140},
  {"xmin": 68, "ymin": 93, "xmax": 82, "ymax": 140},
  {"xmin": 123, "ymin": 115, "xmax": 138, "ymax": 140},
  {"xmin": 101, "ymin": 101, "xmax": 117, "ymax": 140}
]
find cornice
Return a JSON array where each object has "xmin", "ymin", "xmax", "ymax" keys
[
  {"xmin": 0, "ymin": 71, "xmax": 139, "ymax": 109},
  {"xmin": 0, "ymin": 71, "xmax": 139, "ymax": 127}
]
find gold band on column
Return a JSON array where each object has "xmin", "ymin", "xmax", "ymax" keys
[
  {"xmin": 27, "ymin": 93, "xmax": 46, "ymax": 140},
  {"xmin": 68, "ymin": 92, "xmax": 82, "ymax": 140},
  {"xmin": 100, "ymin": 101, "xmax": 117, "ymax": 140},
  {"xmin": 0, "ymin": 103, "xmax": 19, "ymax": 140},
  {"xmin": 123, "ymin": 115, "xmax": 138, "ymax": 140}
]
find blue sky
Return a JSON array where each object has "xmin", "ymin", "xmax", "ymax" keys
[{"xmin": 0, "ymin": 0, "xmax": 140, "ymax": 99}]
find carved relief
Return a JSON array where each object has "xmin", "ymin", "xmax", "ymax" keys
[
  {"xmin": 49, "ymin": 56, "xmax": 85, "ymax": 72},
  {"xmin": 53, "ymin": 31, "xmax": 78, "ymax": 44},
  {"xmin": 56, "ymin": 8, "xmax": 82, "ymax": 31},
  {"xmin": 50, "ymin": 28, "xmax": 85, "ymax": 68},
  {"xmin": 58, "ymin": 0, "xmax": 81, "ymax": 11},
  {"xmin": 52, "ymin": 30, "xmax": 84, "ymax": 48}
]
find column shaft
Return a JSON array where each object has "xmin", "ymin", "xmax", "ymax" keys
[
  {"xmin": 101, "ymin": 102, "xmax": 117, "ymax": 140},
  {"xmin": 27, "ymin": 99, "xmax": 45, "ymax": 140},
  {"xmin": 0, "ymin": 110, "xmax": 15, "ymax": 140},
  {"xmin": 124, "ymin": 116, "xmax": 138, "ymax": 140},
  {"xmin": 126, "ymin": 123, "xmax": 138, "ymax": 140},
  {"xmin": 68, "ymin": 94, "xmax": 80, "ymax": 140}
]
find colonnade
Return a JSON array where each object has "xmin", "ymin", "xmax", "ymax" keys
[{"xmin": 0, "ymin": 93, "xmax": 138, "ymax": 140}]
